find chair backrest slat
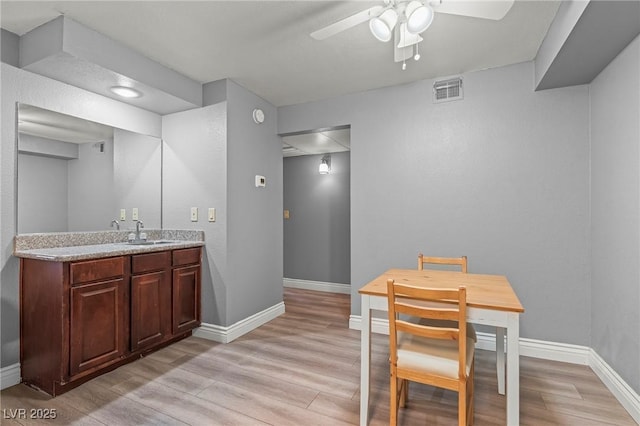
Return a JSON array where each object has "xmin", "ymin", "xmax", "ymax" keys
[
  {"xmin": 418, "ymin": 253, "xmax": 467, "ymax": 273},
  {"xmin": 387, "ymin": 279, "xmax": 468, "ymax": 379},
  {"xmin": 396, "ymin": 320, "xmax": 459, "ymax": 341},
  {"xmin": 395, "ymin": 285, "xmax": 460, "ymax": 301},
  {"xmin": 395, "ymin": 301, "xmax": 460, "ymax": 322}
]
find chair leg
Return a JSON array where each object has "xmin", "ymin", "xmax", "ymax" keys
[
  {"xmin": 459, "ymin": 383, "xmax": 466, "ymax": 426},
  {"xmin": 390, "ymin": 368, "xmax": 398, "ymax": 426},
  {"xmin": 399, "ymin": 379, "xmax": 408, "ymax": 408},
  {"xmin": 468, "ymin": 361, "xmax": 475, "ymax": 426}
]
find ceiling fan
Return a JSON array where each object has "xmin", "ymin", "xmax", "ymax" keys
[{"xmin": 311, "ymin": 0, "xmax": 514, "ymax": 69}]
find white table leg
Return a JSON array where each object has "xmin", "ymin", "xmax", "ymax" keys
[
  {"xmin": 496, "ymin": 326, "xmax": 506, "ymax": 395},
  {"xmin": 506, "ymin": 313, "xmax": 520, "ymax": 425},
  {"xmin": 360, "ymin": 295, "xmax": 372, "ymax": 426}
]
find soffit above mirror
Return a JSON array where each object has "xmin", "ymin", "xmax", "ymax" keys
[
  {"xmin": 19, "ymin": 104, "xmax": 113, "ymax": 144},
  {"xmin": 18, "ymin": 16, "xmax": 202, "ymax": 115}
]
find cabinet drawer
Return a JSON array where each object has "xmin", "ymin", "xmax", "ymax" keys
[
  {"xmin": 132, "ymin": 251, "xmax": 171, "ymax": 274},
  {"xmin": 70, "ymin": 257, "xmax": 124, "ymax": 285},
  {"xmin": 172, "ymin": 248, "xmax": 201, "ymax": 267}
]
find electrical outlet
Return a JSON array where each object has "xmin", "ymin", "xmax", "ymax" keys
[
  {"xmin": 190, "ymin": 207, "xmax": 198, "ymax": 222},
  {"xmin": 132, "ymin": 207, "xmax": 139, "ymax": 220},
  {"xmin": 255, "ymin": 175, "xmax": 266, "ymax": 187},
  {"xmin": 120, "ymin": 209, "xmax": 126, "ymax": 221},
  {"xmin": 208, "ymin": 208, "xmax": 216, "ymax": 222},
  {"xmin": 284, "ymin": 209, "xmax": 290, "ymax": 219}
]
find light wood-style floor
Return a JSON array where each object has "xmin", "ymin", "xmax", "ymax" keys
[{"xmin": 1, "ymin": 288, "xmax": 635, "ymax": 425}]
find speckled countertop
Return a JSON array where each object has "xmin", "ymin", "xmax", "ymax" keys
[{"xmin": 14, "ymin": 230, "xmax": 204, "ymax": 262}]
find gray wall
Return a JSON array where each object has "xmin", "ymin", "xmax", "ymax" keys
[
  {"xmin": 283, "ymin": 152, "xmax": 350, "ymax": 284},
  {"xmin": 67, "ymin": 140, "xmax": 115, "ymax": 231},
  {"xmin": 590, "ymin": 34, "xmax": 640, "ymax": 394},
  {"xmin": 163, "ymin": 103, "xmax": 228, "ymax": 325},
  {"xmin": 279, "ymin": 61, "xmax": 591, "ymax": 345},
  {"xmin": 17, "ymin": 153, "xmax": 68, "ymax": 233},
  {"xmin": 163, "ymin": 79, "xmax": 282, "ymax": 328},
  {"xmin": 113, "ymin": 129, "xmax": 162, "ymax": 230},
  {"xmin": 1, "ymin": 63, "xmax": 161, "ymax": 367},
  {"xmin": 225, "ymin": 80, "xmax": 282, "ymax": 325}
]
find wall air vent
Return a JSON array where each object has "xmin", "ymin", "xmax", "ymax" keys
[{"xmin": 433, "ymin": 77, "xmax": 463, "ymax": 103}]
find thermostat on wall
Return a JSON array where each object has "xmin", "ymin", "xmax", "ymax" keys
[{"xmin": 255, "ymin": 175, "xmax": 266, "ymax": 187}]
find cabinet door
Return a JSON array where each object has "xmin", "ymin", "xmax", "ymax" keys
[
  {"xmin": 131, "ymin": 270, "xmax": 171, "ymax": 351},
  {"xmin": 70, "ymin": 278, "xmax": 127, "ymax": 376},
  {"xmin": 172, "ymin": 265, "xmax": 201, "ymax": 334}
]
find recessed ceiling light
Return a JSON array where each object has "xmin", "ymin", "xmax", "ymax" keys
[{"xmin": 110, "ymin": 86, "xmax": 142, "ymax": 98}]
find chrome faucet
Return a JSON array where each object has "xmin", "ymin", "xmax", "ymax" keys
[
  {"xmin": 110, "ymin": 219, "xmax": 120, "ymax": 230},
  {"xmin": 134, "ymin": 220, "xmax": 144, "ymax": 240}
]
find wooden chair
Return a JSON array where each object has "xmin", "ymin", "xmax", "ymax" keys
[
  {"xmin": 418, "ymin": 253, "xmax": 467, "ymax": 273},
  {"xmin": 387, "ymin": 279, "xmax": 475, "ymax": 426},
  {"xmin": 417, "ymin": 253, "xmax": 476, "ymax": 342}
]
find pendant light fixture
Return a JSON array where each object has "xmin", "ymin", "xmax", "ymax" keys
[{"xmin": 319, "ymin": 155, "xmax": 331, "ymax": 174}]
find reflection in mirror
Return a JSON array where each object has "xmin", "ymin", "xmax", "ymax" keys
[{"xmin": 17, "ymin": 104, "xmax": 162, "ymax": 234}]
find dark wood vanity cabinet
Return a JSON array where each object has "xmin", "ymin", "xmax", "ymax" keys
[
  {"xmin": 69, "ymin": 257, "xmax": 128, "ymax": 376},
  {"xmin": 172, "ymin": 248, "xmax": 202, "ymax": 334},
  {"xmin": 130, "ymin": 251, "xmax": 171, "ymax": 351},
  {"xmin": 20, "ymin": 247, "xmax": 201, "ymax": 396}
]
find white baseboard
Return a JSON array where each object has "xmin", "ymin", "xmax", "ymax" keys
[
  {"xmin": 474, "ymin": 332, "xmax": 590, "ymax": 366},
  {"xmin": 519, "ymin": 337, "xmax": 590, "ymax": 365},
  {"xmin": 349, "ymin": 315, "xmax": 390, "ymax": 335},
  {"xmin": 475, "ymin": 331, "xmax": 500, "ymax": 352},
  {"xmin": 589, "ymin": 349, "xmax": 640, "ymax": 424},
  {"xmin": 0, "ymin": 363, "xmax": 20, "ymax": 390},
  {"xmin": 349, "ymin": 314, "xmax": 638, "ymax": 423},
  {"xmin": 349, "ymin": 316, "xmax": 591, "ymax": 364},
  {"xmin": 194, "ymin": 301, "xmax": 285, "ymax": 344},
  {"xmin": 283, "ymin": 278, "xmax": 350, "ymax": 294}
]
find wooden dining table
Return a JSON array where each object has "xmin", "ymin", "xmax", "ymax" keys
[{"xmin": 358, "ymin": 268, "xmax": 524, "ymax": 425}]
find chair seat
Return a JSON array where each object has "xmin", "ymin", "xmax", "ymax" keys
[{"xmin": 397, "ymin": 333, "xmax": 475, "ymax": 379}]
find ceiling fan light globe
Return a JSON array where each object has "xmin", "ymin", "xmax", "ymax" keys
[
  {"xmin": 406, "ymin": 2, "xmax": 434, "ymax": 34},
  {"xmin": 369, "ymin": 9, "xmax": 398, "ymax": 42}
]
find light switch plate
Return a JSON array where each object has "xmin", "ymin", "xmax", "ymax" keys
[
  {"xmin": 284, "ymin": 209, "xmax": 290, "ymax": 219},
  {"xmin": 190, "ymin": 207, "xmax": 198, "ymax": 222},
  {"xmin": 132, "ymin": 207, "xmax": 139, "ymax": 221},
  {"xmin": 255, "ymin": 175, "xmax": 266, "ymax": 187},
  {"xmin": 208, "ymin": 208, "xmax": 216, "ymax": 222},
  {"xmin": 120, "ymin": 209, "xmax": 126, "ymax": 221}
]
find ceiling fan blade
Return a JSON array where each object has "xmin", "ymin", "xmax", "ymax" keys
[
  {"xmin": 311, "ymin": 5, "xmax": 384, "ymax": 40},
  {"xmin": 430, "ymin": 0, "xmax": 514, "ymax": 20}
]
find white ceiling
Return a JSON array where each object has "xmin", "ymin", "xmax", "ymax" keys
[
  {"xmin": 282, "ymin": 128, "xmax": 350, "ymax": 157},
  {"xmin": 1, "ymin": 0, "xmax": 561, "ymax": 108}
]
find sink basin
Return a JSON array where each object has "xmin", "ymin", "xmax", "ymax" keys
[{"xmin": 124, "ymin": 240, "xmax": 174, "ymax": 246}]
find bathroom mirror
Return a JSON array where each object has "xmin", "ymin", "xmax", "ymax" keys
[{"xmin": 17, "ymin": 104, "xmax": 162, "ymax": 234}]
